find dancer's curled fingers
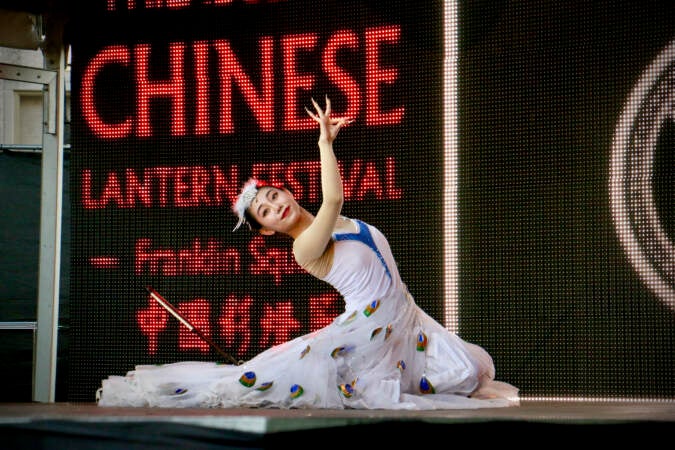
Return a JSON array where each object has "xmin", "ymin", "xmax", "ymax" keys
[
  {"xmin": 303, "ymin": 96, "xmax": 351, "ymax": 144},
  {"xmin": 323, "ymin": 95, "xmax": 331, "ymax": 117}
]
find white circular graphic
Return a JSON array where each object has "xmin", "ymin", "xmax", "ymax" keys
[{"xmin": 610, "ymin": 39, "xmax": 675, "ymax": 311}]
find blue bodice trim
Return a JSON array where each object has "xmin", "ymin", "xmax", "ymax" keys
[{"xmin": 334, "ymin": 219, "xmax": 392, "ymax": 280}]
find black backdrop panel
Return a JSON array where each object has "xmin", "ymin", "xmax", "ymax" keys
[{"xmin": 459, "ymin": 1, "xmax": 675, "ymax": 398}]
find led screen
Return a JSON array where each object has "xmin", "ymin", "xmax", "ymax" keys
[
  {"xmin": 66, "ymin": 0, "xmax": 674, "ymax": 402},
  {"xmin": 68, "ymin": 0, "xmax": 444, "ymax": 401}
]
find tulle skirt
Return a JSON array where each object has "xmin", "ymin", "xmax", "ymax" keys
[{"xmin": 97, "ymin": 289, "xmax": 519, "ymax": 409}]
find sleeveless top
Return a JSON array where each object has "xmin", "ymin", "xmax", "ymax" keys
[{"xmin": 322, "ymin": 218, "xmax": 403, "ymax": 310}]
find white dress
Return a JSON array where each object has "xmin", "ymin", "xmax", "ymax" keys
[{"xmin": 97, "ymin": 219, "xmax": 519, "ymax": 409}]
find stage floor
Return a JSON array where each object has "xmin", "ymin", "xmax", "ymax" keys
[
  {"xmin": 1, "ymin": 400, "xmax": 674, "ymax": 449},
  {"xmin": 2, "ymin": 400, "xmax": 675, "ymax": 429}
]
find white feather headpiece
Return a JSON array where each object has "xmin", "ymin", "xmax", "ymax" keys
[{"xmin": 232, "ymin": 178, "xmax": 260, "ymax": 231}]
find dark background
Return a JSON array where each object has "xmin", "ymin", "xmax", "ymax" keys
[
  {"xmin": 0, "ymin": 0, "xmax": 672, "ymax": 402},
  {"xmin": 458, "ymin": 1, "xmax": 674, "ymax": 397}
]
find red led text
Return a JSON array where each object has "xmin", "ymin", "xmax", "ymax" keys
[
  {"xmin": 81, "ymin": 158, "xmax": 402, "ymax": 209},
  {"xmin": 81, "ymin": 27, "xmax": 403, "ymax": 137},
  {"xmin": 136, "ymin": 292, "xmax": 338, "ymax": 356},
  {"xmin": 106, "ymin": 0, "xmax": 287, "ymax": 12},
  {"xmin": 135, "ymin": 238, "xmax": 241, "ymax": 276}
]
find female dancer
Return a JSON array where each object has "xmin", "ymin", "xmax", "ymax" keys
[{"xmin": 97, "ymin": 97, "xmax": 519, "ymax": 409}]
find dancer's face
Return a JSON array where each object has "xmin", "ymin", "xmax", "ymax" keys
[{"xmin": 248, "ymin": 186, "xmax": 298, "ymax": 234}]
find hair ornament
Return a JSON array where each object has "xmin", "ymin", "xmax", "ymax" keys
[{"xmin": 232, "ymin": 178, "xmax": 260, "ymax": 231}]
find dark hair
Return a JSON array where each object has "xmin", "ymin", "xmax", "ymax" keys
[{"xmin": 243, "ymin": 209, "xmax": 262, "ymax": 231}]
